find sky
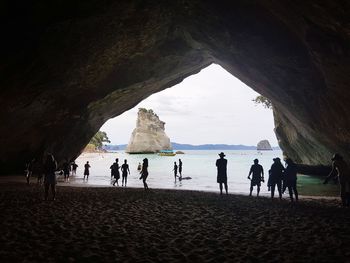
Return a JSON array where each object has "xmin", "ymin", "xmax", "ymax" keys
[{"xmin": 100, "ymin": 64, "xmax": 278, "ymax": 146}]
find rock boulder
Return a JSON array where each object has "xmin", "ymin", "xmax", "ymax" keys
[
  {"xmin": 126, "ymin": 109, "xmax": 172, "ymax": 153},
  {"xmin": 257, "ymin": 140, "xmax": 272, "ymax": 151}
]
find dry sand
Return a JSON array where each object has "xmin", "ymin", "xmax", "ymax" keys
[{"xmin": 0, "ymin": 182, "xmax": 349, "ymax": 262}]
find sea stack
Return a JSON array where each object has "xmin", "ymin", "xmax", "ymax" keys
[
  {"xmin": 257, "ymin": 140, "xmax": 273, "ymax": 151},
  {"xmin": 126, "ymin": 108, "xmax": 172, "ymax": 153}
]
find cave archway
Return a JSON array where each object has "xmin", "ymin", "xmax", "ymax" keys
[
  {"xmin": 101, "ymin": 64, "xmax": 278, "ymax": 148},
  {"xmin": 2, "ymin": 0, "xmax": 350, "ymax": 173}
]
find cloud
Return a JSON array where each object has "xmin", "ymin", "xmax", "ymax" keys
[{"xmin": 101, "ymin": 64, "xmax": 278, "ymax": 146}]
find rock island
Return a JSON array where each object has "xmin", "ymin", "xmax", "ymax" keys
[{"xmin": 126, "ymin": 108, "xmax": 172, "ymax": 153}]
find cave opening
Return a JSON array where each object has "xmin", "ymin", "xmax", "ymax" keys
[
  {"xmin": 74, "ymin": 63, "xmax": 335, "ymax": 195},
  {"xmin": 99, "ymin": 64, "xmax": 277, "ymax": 149},
  {"xmin": 71, "ymin": 64, "xmax": 288, "ymax": 192}
]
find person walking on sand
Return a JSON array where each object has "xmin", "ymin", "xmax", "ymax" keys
[
  {"xmin": 44, "ymin": 154, "xmax": 57, "ymax": 201},
  {"xmin": 173, "ymin": 161, "xmax": 178, "ymax": 182},
  {"xmin": 248, "ymin": 159, "xmax": 264, "ymax": 197},
  {"xmin": 283, "ymin": 158, "xmax": 298, "ymax": 202},
  {"xmin": 139, "ymin": 158, "xmax": 149, "ymax": 190},
  {"xmin": 324, "ymin": 153, "xmax": 350, "ymax": 207},
  {"xmin": 216, "ymin": 152, "xmax": 228, "ymax": 195},
  {"xmin": 179, "ymin": 159, "xmax": 183, "ymax": 180},
  {"xmin": 35, "ymin": 157, "xmax": 44, "ymax": 186},
  {"xmin": 62, "ymin": 158, "xmax": 71, "ymax": 182},
  {"xmin": 121, "ymin": 159, "xmax": 130, "ymax": 187},
  {"xmin": 111, "ymin": 159, "xmax": 120, "ymax": 186},
  {"xmin": 25, "ymin": 158, "xmax": 35, "ymax": 185},
  {"xmin": 269, "ymin": 157, "xmax": 285, "ymax": 199},
  {"xmin": 84, "ymin": 161, "xmax": 90, "ymax": 180}
]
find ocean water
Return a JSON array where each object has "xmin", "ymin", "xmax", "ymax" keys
[
  {"xmin": 73, "ymin": 150, "xmax": 277, "ymax": 194},
  {"xmin": 70, "ymin": 150, "xmax": 337, "ymax": 196}
]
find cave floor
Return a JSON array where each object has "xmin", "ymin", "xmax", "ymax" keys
[{"xmin": 0, "ymin": 183, "xmax": 349, "ymax": 262}]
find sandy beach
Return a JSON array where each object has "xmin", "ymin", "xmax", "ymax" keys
[{"xmin": 0, "ymin": 181, "xmax": 349, "ymax": 262}]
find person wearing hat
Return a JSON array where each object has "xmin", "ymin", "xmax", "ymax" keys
[
  {"xmin": 216, "ymin": 152, "xmax": 228, "ymax": 195},
  {"xmin": 269, "ymin": 157, "xmax": 285, "ymax": 199},
  {"xmin": 283, "ymin": 158, "xmax": 298, "ymax": 202},
  {"xmin": 248, "ymin": 159, "xmax": 264, "ymax": 196},
  {"xmin": 324, "ymin": 153, "xmax": 350, "ymax": 206}
]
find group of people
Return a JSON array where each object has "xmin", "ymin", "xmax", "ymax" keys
[
  {"xmin": 172, "ymin": 159, "xmax": 183, "ymax": 181},
  {"xmin": 216, "ymin": 151, "xmax": 350, "ymax": 206},
  {"xmin": 24, "ymin": 154, "xmax": 79, "ymax": 200},
  {"xmin": 108, "ymin": 158, "xmax": 149, "ymax": 189},
  {"xmin": 61, "ymin": 159, "xmax": 79, "ymax": 182},
  {"xmin": 247, "ymin": 157, "xmax": 298, "ymax": 201},
  {"xmin": 216, "ymin": 152, "xmax": 298, "ymax": 201},
  {"xmin": 25, "ymin": 150, "xmax": 349, "ymax": 206},
  {"xmin": 109, "ymin": 159, "xmax": 130, "ymax": 186}
]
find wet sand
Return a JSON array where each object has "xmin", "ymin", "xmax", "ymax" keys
[{"xmin": 0, "ymin": 183, "xmax": 349, "ymax": 262}]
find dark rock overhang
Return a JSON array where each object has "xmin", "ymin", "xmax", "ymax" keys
[{"xmin": 1, "ymin": 0, "xmax": 350, "ymax": 173}]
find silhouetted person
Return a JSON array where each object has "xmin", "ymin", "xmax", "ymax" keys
[
  {"xmin": 34, "ymin": 157, "xmax": 44, "ymax": 185},
  {"xmin": 269, "ymin": 157, "xmax": 284, "ymax": 199},
  {"xmin": 248, "ymin": 159, "xmax": 264, "ymax": 196},
  {"xmin": 121, "ymin": 159, "xmax": 130, "ymax": 187},
  {"xmin": 179, "ymin": 159, "xmax": 183, "ymax": 179},
  {"xmin": 44, "ymin": 154, "xmax": 57, "ymax": 200},
  {"xmin": 111, "ymin": 159, "xmax": 120, "ymax": 186},
  {"xmin": 324, "ymin": 153, "xmax": 350, "ymax": 207},
  {"xmin": 283, "ymin": 158, "xmax": 298, "ymax": 202},
  {"xmin": 25, "ymin": 158, "xmax": 35, "ymax": 185},
  {"xmin": 137, "ymin": 162, "xmax": 142, "ymax": 171},
  {"xmin": 71, "ymin": 161, "xmax": 78, "ymax": 176},
  {"xmin": 173, "ymin": 162, "xmax": 178, "ymax": 181},
  {"xmin": 62, "ymin": 159, "xmax": 71, "ymax": 182},
  {"xmin": 84, "ymin": 161, "xmax": 90, "ymax": 180},
  {"xmin": 216, "ymin": 152, "xmax": 228, "ymax": 195},
  {"xmin": 139, "ymin": 158, "xmax": 149, "ymax": 190}
]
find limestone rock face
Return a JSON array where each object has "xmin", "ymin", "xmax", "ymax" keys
[
  {"xmin": 2, "ymin": 1, "xmax": 350, "ymax": 173},
  {"xmin": 257, "ymin": 140, "xmax": 272, "ymax": 151},
  {"xmin": 126, "ymin": 109, "xmax": 172, "ymax": 153}
]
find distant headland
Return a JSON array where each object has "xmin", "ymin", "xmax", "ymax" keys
[{"xmin": 103, "ymin": 142, "xmax": 280, "ymax": 151}]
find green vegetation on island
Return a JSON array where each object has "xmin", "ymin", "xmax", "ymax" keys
[{"xmin": 87, "ymin": 131, "xmax": 111, "ymax": 151}]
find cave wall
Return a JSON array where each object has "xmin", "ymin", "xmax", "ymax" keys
[{"xmin": 1, "ymin": 0, "xmax": 350, "ymax": 173}]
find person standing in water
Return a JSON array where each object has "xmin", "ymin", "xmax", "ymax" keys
[
  {"xmin": 137, "ymin": 162, "xmax": 142, "ymax": 171},
  {"xmin": 268, "ymin": 158, "xmax": 284, "ymax": 199},
  {"xmin": 173, "ymin": 162, "xmax": 178, "ymax": 182},
  {"xmin": 216, "ymin": 152, "xmax": 228, "ymax": 195},
  {"xmin": 283, "ymin": 158, "xmax": 298, "ymax": 202},
  {"xmin": 139, "ymin": 158, "xmax": 149, "ymax": 190},
  {"xmin": 324, "ymin": 153, "xmax": 350, "ymax": 207},
  {"xmin": 84, "ymin": 161, "xmax": 90, "ymax": 180},
  {"xmin": 44, "ymin": 154, "xmax": 57, "ymax": 201},
  {"xmin": 111, "ymin": 158, "xmax": 120, "ymax": 186},
  {"xmin": 247, "ymin": 159, "xmax": 264, "ymax": 197},
  {"xmin": 71, "ymin": 161, "xmax": 78, "ymax": 176},
  {"xmin": 178, "ymin": 159, "xmax": 183, "ymax": 180},
  {"xmin": 121, "ymin": 159, "xmax": 130, "ymax": 187}
]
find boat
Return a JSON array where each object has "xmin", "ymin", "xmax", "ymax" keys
[{"xmin": 158, "ymin": 150, "xmax": 176, "ymax": 156}]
